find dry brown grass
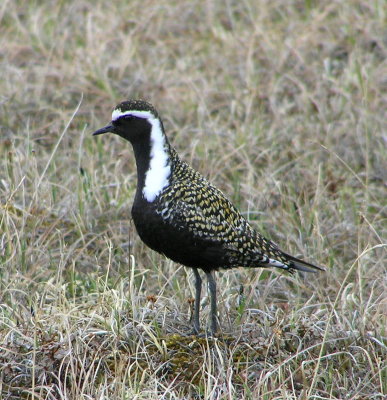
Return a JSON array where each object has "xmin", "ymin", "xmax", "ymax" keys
[{"xmin": 1, "ymin": 0, "xmax": 386, "ymax": 399}]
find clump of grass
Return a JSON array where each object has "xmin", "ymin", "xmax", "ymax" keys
[{"xmin": 1, "ymin": 0, "xmax": 386, "ymax": 399}]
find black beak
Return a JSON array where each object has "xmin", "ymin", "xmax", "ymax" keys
[{"xmin": 92, "ymin": 124, "xmax": 115, "ymax": 136}]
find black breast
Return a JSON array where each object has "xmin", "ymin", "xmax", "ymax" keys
[{"xmin": 131, "ymin": 199, "xmax": 227, "ymax": 272}]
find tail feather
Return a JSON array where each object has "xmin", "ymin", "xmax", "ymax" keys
[
  {"xmin": 284, "ymin": 253, "xmax": 325, "ymax": 273},
  {"xmin": 265, "ymin": 252, "xmax": 324, "ymax": 273}
]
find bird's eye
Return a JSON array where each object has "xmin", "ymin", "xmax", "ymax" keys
[{"xmin": 113, "ymin": 115, "xmax": 135, "ymax": 126}]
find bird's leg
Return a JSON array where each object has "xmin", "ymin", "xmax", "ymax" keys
[
  {"xmin": 192, "ymin": 268, "xmax": 202, "ymax": 334},
  {"xmin": 205, "ymin": 271, "xmax": 218, "ymax": 336}
]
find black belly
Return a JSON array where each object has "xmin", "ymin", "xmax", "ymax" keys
[{"xmin": 131, "ymin": 205, "xmax": 227, "ymax": 272}]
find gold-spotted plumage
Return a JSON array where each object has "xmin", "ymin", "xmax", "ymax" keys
[
  {"xmin": 92, "ymin": 99, "xmax": 324, "ymax": 336},
  {"xmin": 155, "ymin": 147, "xmax": 307, "ymax": 273}
]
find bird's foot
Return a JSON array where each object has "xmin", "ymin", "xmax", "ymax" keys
[
  {"xmin": 186, "ymin": 329, "xmax": 200, "ymax": 337},
  {"xmin": 185, "ymin": 327, "xmax": 217, "ymax": 338}
]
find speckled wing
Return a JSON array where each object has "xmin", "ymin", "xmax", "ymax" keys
[
  {"xmin": 156, "ymin": 173, "xmax": 272, "ymax": 269},
  {"xmin": 155, "ymin": 156, "xmax": 322, "ymax": 273}
]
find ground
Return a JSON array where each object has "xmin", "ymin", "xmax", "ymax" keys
[{"xmin": 0, "ymin": 0, "xmax": 386, "ymax": 399}]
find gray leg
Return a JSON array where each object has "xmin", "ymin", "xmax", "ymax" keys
[
  {"xmin": 205, "ymin": 271, "xmax": 218, "ymax": 335},
  {"xmin": 192, "ymin": 268, "xmax": 202, "ymax": 334}
]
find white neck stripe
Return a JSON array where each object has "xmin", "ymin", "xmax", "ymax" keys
[
  {"xmin": 142, "ymin": 117, "xmax": 171, "ymax": 202},
  {"xmin": 111, "ymin": 108, "xmax": 170, "ymax": 202},
  {"xmin": 112, "ymin": 109, "xmax": 155, "ymax": 122}
]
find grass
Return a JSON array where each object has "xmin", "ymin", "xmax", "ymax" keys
[{"xmin": 0, "ymin": 0, "xmax": 386, "ymax": 398}]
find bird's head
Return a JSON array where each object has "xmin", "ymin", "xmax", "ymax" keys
[{"xmin": 92, "ymin": 99, "xmax": 161, "ymax": 142}]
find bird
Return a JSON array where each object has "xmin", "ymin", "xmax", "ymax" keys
[{"xmin": 92, "ymin": 99, "xmax": 323, "ymax": 336}]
